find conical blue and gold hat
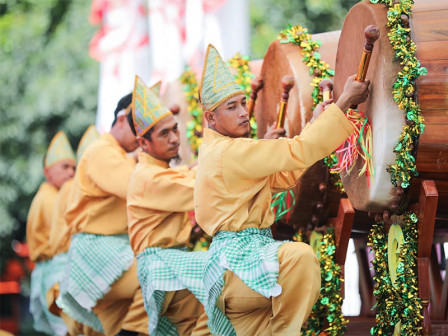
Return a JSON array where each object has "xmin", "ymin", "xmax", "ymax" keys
[
  {"xmin": 44, "ymin": 131, "xmax": 76, "ymax": 168},
  {"xmin": 149, "ymin": 81, "xmax": 162, "ymax": 97},
  {"xmin": 76, "ymin": 125, "xmax": 100, "ymax": 160},
  {"xmin": 132, "ymin": 76, "xmax": 171, "ymax": 137},
  {"xmin": 199, "ymin": 44, "xmax": 245, "ymax": 111}
]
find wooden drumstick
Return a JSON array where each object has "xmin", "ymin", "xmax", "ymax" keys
[
  {"xmin": 248, "ymin": 77, "xmax": 264, "ymax": 119},
  {"xmin": 356, "ymin": 25, "xmax": 380, "ymax": 82},
  {"xmin": 319, "ymin": 78, "xmax": 333, "ymax": 101},
  {"xmin": 276, "ymin": 76, "xmax": 295, "ymax": 129},
  {"xmin": 169, "ymin": 104, "xmax": 180, "ymax": 115}
]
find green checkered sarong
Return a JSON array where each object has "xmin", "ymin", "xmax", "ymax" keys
[
  {"xmin": 137, "ymin": 247, "xmax": 233, "ymax": 336},
  {"xmin": 204, "ymin": 228, "xmax": 285, "ymax": 335},
  {"xmin": 57, "ymin": 233, "xmax": 134, "ymax": 332},
  {"xmin": 30, "ymin": 259, "xmax": 67, "ymax": 336}
]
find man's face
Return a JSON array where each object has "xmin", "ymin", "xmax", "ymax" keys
[
  {"xmin": 140, "ymin": 114, "xmax": 180, "ymax": 162},
  {"xmin": 44, "ymin": 159, "xmax": 76, "ymax": 189},
  {"xmin": 119, "ymin": 115, "xmax": 139, "ymax": 153},
  {"xmin": 206, "ymin": 94, "xmax": 250, "ymax": 138}
]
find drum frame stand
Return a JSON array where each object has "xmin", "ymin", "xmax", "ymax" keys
[
  {"xmin": 331, "ymin": 180, "xmax": 448, "ymax": 335},
  {"xmin": 409, "ymin": 180, "xmax": 446, "ymax": 335}
]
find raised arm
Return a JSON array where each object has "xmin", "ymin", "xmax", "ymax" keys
[{"xmin": 222, "ymin": 103, "xmax": 353, "ymax": 185}]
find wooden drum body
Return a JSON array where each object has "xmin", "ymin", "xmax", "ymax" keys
[
  {"xmin": 254, "ymin": 31, "xmax": 341, "ymax": 228},
  {"xmin": 334, "ymin": 0, "xmax": 448, "ymax": 217}
]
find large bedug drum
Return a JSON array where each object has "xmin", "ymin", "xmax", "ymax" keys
[
  {"xmin": 254, "ymin": 31, "xmax": 341, "ymax": 229},
  {"xmin": 333, "ymin": 0, "xmax": 448, "ymax": 218}
]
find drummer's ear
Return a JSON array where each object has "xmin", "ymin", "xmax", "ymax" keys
[{"xmin": 204, "ymin": 110, "xmax": 216, "ymax": 127}]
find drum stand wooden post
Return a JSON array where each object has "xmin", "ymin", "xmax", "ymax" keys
[
  {"xmin": 327, "ymin": 198, "xmax": 355, "ymax": 297},
  {"xmin": 310, "ymin": 197, "xmax": 354, "ymax": 335},
  {"xmin": 409, "ymin": 180, "xmax": 439, "ymax": 335}
]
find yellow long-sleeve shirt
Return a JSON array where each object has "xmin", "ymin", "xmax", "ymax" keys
[
  {"xmin": 49, "ymin": 178, "xmax": 74, "ymax": 256},
  {"xmin": 127, "ymin": 152, "xmax": 196, "ymax": 254},
  {"xmin": 26, "ymin": 182, "xmax": 59, "ymax": 262},
  {"xmin": 194, "ymin": 103, "xmax": 354, "ymax": 236},
  {"xmin": 66, "ymin": 133, "xmax": 136, "ymax": 235}
]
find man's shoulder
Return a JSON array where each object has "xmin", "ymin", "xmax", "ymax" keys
[
  {"xmin": 81, "ymin": 137, "xmax": 125, "ymax": 169},
  {"xmin": 28, "ymin": 183, "xmax": 57, "ymax": 214},
  {"xmin": 129, "ymin": 161, "xmax": 154, "ymax": 188},
  {"xmin": 39, "ymin": 182, "xmax": 58, "ymax": 197},
  {"xmin": 133, "ymin": 160, "xmax": 154, "ymax": 178},
  {"xmin": 85, "ymin": 135, "xmax": 115, "ymax": 154}
]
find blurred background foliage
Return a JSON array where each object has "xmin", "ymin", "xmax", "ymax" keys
[
  {"xmin": 0, "ymin": 0, "xmax": 98, "ymax": 273},
  {"xmin": 250, "ymin": 0, "xmax": 358, "ymax": 58},
  {"xmin": 0, "ymin": 0, "xmax": 357, "ymax": 273}
]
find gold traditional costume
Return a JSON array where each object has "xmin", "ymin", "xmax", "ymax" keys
[
  {"xmin": 59, "ymin": 117, "xmax": 148, "ymax": 335},
  {"xmin": 127, "ymin": 76, "xmax": 209, "ymax": 335},
  {"xmin": 27, "ymin": 131, "xmax": 75, "ymax": 335},
  {"xmin": 46, "ymin": 126, "xmax": 102, "ymax": 336},
  {"xmin": 195, "ymin": 45, "xmax": 354, "ymax": 335},
  {"xmin": 27, "ymin": 131, "xmax": 76, "ymax": 262}
]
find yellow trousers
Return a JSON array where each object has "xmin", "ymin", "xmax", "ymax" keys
[
  {"xmin": 60, "ymin": 311, "xmax": 104, "ymax": 336},
  {"xmin": 218, "ymin": 242, "xmax": 320, "ymax": 336},
  {"xmin": 162, "ymin": 289, "xmax": 211, "ymax": 335},
  {"xmin": 92, "ymin": 260, "xmax": 149, "ymax": 336},
  {"xmin": 47, "ymin": 283, "xmax": 104, "ymax": 336}
]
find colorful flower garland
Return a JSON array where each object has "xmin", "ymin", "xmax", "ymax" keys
[
  {"xmin": 368, "ymin": 213, "xmax": 422, "ymax": 335},
  {"xmin": 227, "ymin": 53, "xmax": 254, "ymax": 96},
  {"xmin": 278, "ymin": 25, "xmax": 335, "ymax": 108},
  {"xmin": 367, "ymin": 1, "xmax": 426, "ymax": 334},
  {"xmin": 301, "ymin": 228, "xmax": 348, "ymax": 336},
  {"xmin": 372, "ymin": 0, "xmax": 426, "ymax": 188},
  {"xmin": 180, "ymin": 67, "xmax": 203, "ymax": 156}
]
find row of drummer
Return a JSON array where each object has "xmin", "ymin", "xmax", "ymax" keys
[{"xmin": 27, "ymin": 44, "xmax": 370, "ymax": 336}]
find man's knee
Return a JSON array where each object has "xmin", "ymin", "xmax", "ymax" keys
[{"xmin": 279, "ymin": 241, "xmax": 316, "ymax": 260}]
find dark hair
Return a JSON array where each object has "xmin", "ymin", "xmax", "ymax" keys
[
  {"xmin": 142, "ymin": 127, "xmax": 154, "ymax": 141},
  {"xmin": 127, "ymin": 110, "xmax": 137, "ymax": 135},
  {"xmin": 126, "ymin": 102, "xmax": 154, "ymax": 141},
  {"xmin": 111, "ymin": 93, "xmax": 133, "ymax": 127}
]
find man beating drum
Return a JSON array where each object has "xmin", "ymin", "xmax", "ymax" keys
[{"xmin": 194, "ymin": 44, "xmax": 370, "ymax": 335}]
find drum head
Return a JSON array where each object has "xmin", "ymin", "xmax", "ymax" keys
[{"xmin": 334, "ymin": 1, "xmax": 405, "ymax": 212}]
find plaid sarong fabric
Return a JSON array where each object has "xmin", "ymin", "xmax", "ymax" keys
[
  {"xmin": 30, "ymin": 260, "xmax": 68, "ymax": 336},
  {"xmin": 137, "ymin": 247, "xmax": 233, "ymax": 336},
  {"xmin": 204, "ymin": 228, "xmax": 285, "ymax": 335},
  {"xmin": 43, "ymin": 253, "xmax": 67, "ymax": 300},
  {"xmin": 57, "ymin": 233, "xmax": 134, "ymax": 332}
]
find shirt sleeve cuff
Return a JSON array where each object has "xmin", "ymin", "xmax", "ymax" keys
[{"xmin": 326, "ymin": 103, "xmax": 355, "ymax": 137}]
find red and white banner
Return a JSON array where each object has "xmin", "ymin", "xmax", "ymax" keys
[
  {"xmin": 90, "ymin": 0, "xmax": 151, "ymax": 133},
  {"xmin": 90, "ymin": 0, "xmax": 249, "ymax": 132}
]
